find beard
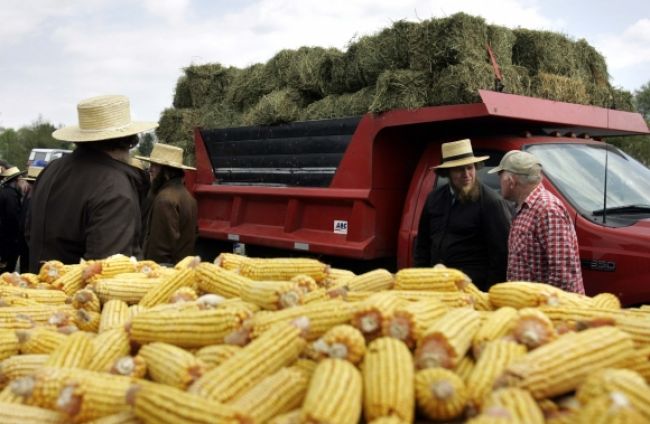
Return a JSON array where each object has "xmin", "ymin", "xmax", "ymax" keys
[{"xmin": 452, "ymin": 179, "xmax": 480, "ymax": 203}]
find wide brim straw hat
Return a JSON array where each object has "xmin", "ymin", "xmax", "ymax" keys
[
  {"xmin": 52, "ymin": 95, "xmax": 158, "ymax": 142},
  {"xmin": 19, "ymin": 166, "xmax": 44, "ymax": 182},
  {"xmin": 434, "ymin": 138, "xmax": 489, "ymax": 169},
  {"xmin": 135, "ymin": 143, "xmax": 196, "ymax": 170},
  {"xmin": 0, "ymin": 166, "xmax": 27, "ymax": 184}
]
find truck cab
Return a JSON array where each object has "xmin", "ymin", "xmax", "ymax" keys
[
  {"xmin": 190, "ymin": 90, "xmax": 650, "ymax": 305},
  {"xmin": 27, "ymin": 148, "xmax": 72, "ymax": 167}
]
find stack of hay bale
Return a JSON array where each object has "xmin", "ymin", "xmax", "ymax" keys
[{"xmin": 157, "ymin": 13, "xmax": 634, "ymax": 162}]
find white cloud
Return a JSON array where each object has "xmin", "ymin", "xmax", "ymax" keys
[
  {"xmin": 597, "ymin": 19, "xmax": 650, "ymax": 69},
  {"xmin": 142, "ymin": 0, "xmax": 190, "ymax": 26}
]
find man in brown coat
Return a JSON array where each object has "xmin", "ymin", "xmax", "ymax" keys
[
  {"xmin": 28, "ymin": 95, "xmax": 154, "ymax": 272},
  {"xmin": 137, "ymin": 143, "xmax": 197, "ymax": 264}
]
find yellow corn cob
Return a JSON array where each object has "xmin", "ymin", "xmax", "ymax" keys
[
  {"xmin": 383, "ymin": 298, "xmax": 448, "ymax": 348},
  {"xmin": 44, "ymin": 331, "xmax": 93, "ymax": 369},
  {"xmin": 0, "ymin": 295, "xmax": 41, "ymax": 307},
  {"xmin": 214, "ymin": 297, "xmax": 260, "ymax": 313},
  {"xmin": 345, "ymin": 269, "xmax": 394, "ymax": 292},
  {"xmin": 174, "ymin": 255, "xmax": 201, "ymax": 270},
  {"xmin": 51, "ymin": 265, "xmax": 86, "ymax": 296},
  {"xmin": 472, "ymin": 306, "xmax": 519, "ymax": 358},
  {"xmin": 99, "ymin": 299, "xmax": 129, "ymax": 333},
  {"xmin": 367, "ymin": 417, "xmax": 408, "ymax": 424},
  {"xmin": 82, "ymin": 411, "xmax": 140, "ymax": 424},
  {"xmin": 139, "ymin": 342, "xmax": 205, "ymax": 389},
  {"xmin": 92, "ymin": 275, "xmax": 161, "ymax": 304},
  {"xmin": 144, "ymin": 299, "xmax": 200, "ymax": 314},
  {"xmin": 109, "ymin": 355, "xmax": 147, "ymax": 378},
  {"xmin": 454, "ymin": 354, "xmax": 475, "ymax": 383},
  {"xmin": 362, "ymin": 337, "xmax": 414, "ymax": 423},
  {"xmin": 194, "ymin": 344, "xmax": 241, "ymax": 370},
  {"xmin": 312, "ymin": 324, "xmax": 366, "ymax": 364},
  {"xmin": 127, "ymin": 304, "xmax": 146, "ymax": 319},
  {"xmin": 352, "ymin": 292, "xmax": 406, "ymax": 340},
  {"xmin": 250, "ymin": 299, "xmax": 356, "ymax": 340},
  {"xmin": 17, "ymin": 328, "xmax": 67, "ymax": 354},
  {"xmin": 290, "ymin": 274, "xmax": 319, "ymax": 293},
  {"xmin": 229, "ymin": 367, "xmax": 308, "ymax": 424},
  {"xmin": 71, "ymin": 289, "xmax": 101, "ymax": 313},
  {"xmin": 128, "ymin": 381, "xmax": 237, "ymax": 424},
  {"xmin": 0, "ymin": 385, "xmax": 24, "ymax": 402},
  {"xmin": 168, "ymin": 286, "xmax": 198, "ymax": 303},
  {"xmin": 0, "ymin": 314, "xmax": 34, "ymax": 330},
  {"xmin": 0, "ymin": 401, "xmax": 67, "ymax": 423},
  {"xmin": 415, "ymin": 367, "xmax": 468, "ymax": 421},
  {"xmin": 138, "ymin": 268, "xmax": 196, "ymax": 308},
  {"xmin": 500, "ymin": 326, "xmax": 637, "ymax": 399},
  {"xmin": 489, "ymin": 281, "xmax": 595, "ymax": 309},
  {"xmin": 463, "ymin": 282, "xmax": 493, "ymax": 311},
  {"xmin": 415, "ymin": 307, "xmax": 481, "ymax": 369},
  {"xmin": 301, "ymin": 358, "xmax": 362, "ymax": 424},
  {"xmin": 302, "ymin": 287, "xmax": 329, "ymax": 303},
  {"xmin": 391, "ymin": 290, "xmax": 474, "ymax": 308},
  {"xmin": 214, "ymin": 252, "xmax": 250, "ymax": 271},
  {"xmin": 576, "ymin": 392, "xmax": 646, "ymax": 424},
  {"xmin": 576, "ymin": 368, "xmax": 650, "ymax": 420},
  {"xmin": 592, "ymin": 292, "xmax": 621, "ymax": 309},
  {"xmin": 394, "ymin": 265, "xmax": 470, "ymax": 291},
  {"xmin": 76, "ymin": 309, "xmax": 101, "ymax": 332},
  {"xmin": 268, "ymin": 409, "xmax": 301, "ymax": 424},
  {"xmin": 466, "ymin": 340, "xmax": 527, "ymax": 411},
  {"xmin": 195, "ymin": 261, "xmax": 248, "ymax": 298},
  {"xmin": 0, "ymin": 354, "xmax": 48, "ymax": 387},
  {"xmin": 629, "ymin": 346, "xmax": 650, "ymax": 382},
  {"xmin": 0, "ymin": 304, "xmax": 74, "ymax": 326},
  {"xmin": 189, "ymin": 321, "xmax": 307, "ymax": 402},
  {"xmin": 86, "ymin": 328, "xmax": 130, "ymax": 372},
  {"xmin": 482, "ymin": 387, "xmax": 545, "ymax": 424},
  {"xmin": 2, "ymin": 271, "xmax": 38, "ymax": 288},
  {"xmin": 38, "ymin": 260, "xmax": 67, "ymax": 284},
  {"xmin": 334, "ymin": 289, "xmax": 373, "ymax": 302},
  {"xmin": 0, "ymin": 330, "xmax": 19, "ymax": 361},
  {"xmin": 238, "ymin": 257, "xmax": 329, "ymax": 283},
  {"xmin": 325, "ymin": 267, "xmax": 355, "ymax": 284},
  {"xmin": 511, "ymin": 308, "xmax": 557, "ymax": 350},
  {"xmin": 134, "ymin": 260, "xmax": 160, "ymax": 274},
  {"xmin": 0, "ymin": 285, "xmax": 69, "ymax": 305},
  {"xmin": 239, "ymin": 280, "xmax": 304, "ymax": 310},
  {"xmin": 96, "ymin": 254, "xmax": 137, "ymax": 278},
  {"xmin": 293, "ymin": 358, "xmax": 318, "ymax": 379},
  {"xmin": 55, "ymin": 372, "xmax": 134, "ymax": 423},
  {"xmin": 129, "ymin": 307, "xmax": 246, "ymax": 348}
]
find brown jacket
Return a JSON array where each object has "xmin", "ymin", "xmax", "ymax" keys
[
  {"xmin": 143, "ymin": 178, "xmax": 197, "ymax": 264},
  {"xmin": 28, "ymin": 146, "xmax": 149, "ymax": 272}
]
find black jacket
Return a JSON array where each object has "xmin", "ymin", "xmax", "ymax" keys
[
  {"xmin": 0, "ymin": 184, "xmax": 22, "ymax": 270},
  {"xmin": 413, "ymin": 182, "xmax": 512, "ymax": 291}
]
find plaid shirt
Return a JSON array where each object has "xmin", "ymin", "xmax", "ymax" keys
[{"xmin": 507, "ymin": 184, "xmax": 585, "ymax": 293}]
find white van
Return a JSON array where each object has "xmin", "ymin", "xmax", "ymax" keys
[{"xmin": 27, "ymin": 148, "xmax": 72, "ymax": 167}]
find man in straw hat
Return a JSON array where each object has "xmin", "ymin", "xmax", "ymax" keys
[
  {"xmin": 27, "ymin": 95, "xmax": 154, "ymax": 272},
  {"xmin": 17, "ymin": 166, "xmax": 43, "ymax": 271},
  {"xmin": 413, "ymin": 139, "xmax": 512, "ymax": 290},
  {"xmin": 136, "ymin": 143, "xmax": 197, "ymax": 264},
  {"xmin": 0, "ymin": 166, "xmax": 27, "ymax": 272},
  {"xmin": 489, "ymin": 150, "xmax": 584, "ymax": 293}
]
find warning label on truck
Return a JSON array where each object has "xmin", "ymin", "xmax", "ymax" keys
[{"xmin": 334, "ymin": 220, "xmax": 348, "ymax": 234}]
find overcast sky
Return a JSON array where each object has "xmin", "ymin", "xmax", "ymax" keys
[{"xmin": 1, "ymin": 0, "xmax": 649, "ymax": 130}]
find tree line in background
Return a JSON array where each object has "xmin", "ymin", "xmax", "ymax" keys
[{"xmin": 1, "ymin": 82, "xmax": 649, "ymax": 169}]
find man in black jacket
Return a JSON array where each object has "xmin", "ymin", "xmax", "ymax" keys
[
  {"xmin": 0, "ymin": 166, "xmax": 27, "ymax": 272},
  {"xmin": 413, "ymin": 139, "xmax": 512, "ymax": 291}
]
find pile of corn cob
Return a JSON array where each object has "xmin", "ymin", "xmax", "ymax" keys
[{"xmin": 1, "ymin": 253, "xmax": 649, "ymax": 423}]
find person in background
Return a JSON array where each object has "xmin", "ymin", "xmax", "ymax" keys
[
  {"xmin": 489, "ymin": 150, "xmax": 585, "ymax": 293},
  {"xmin": 0, "ymin": 166, "xmax": 27, "ymax": 272},
  {"xmin": 17, "ymin": 166, "xmax": 42, "ymax": 271},
  {"xmin": 0, "ymin": 159, "xmax": 10, "ymax": 173},
  {"xmin": 136, "ymin": 143, "xmax": 198, "ymax": 265},
  {"xmin": 28, "ymin": 95, "xmax": 155, "ymax": 273},
  {"xmin": 414, "ymin": 139, "xmax": 512, "ymax": 291}
]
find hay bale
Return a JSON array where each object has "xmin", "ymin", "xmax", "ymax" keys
[
  {"xmin": 574, "ymin": 39, "xmax": 609, "ymax": 86},
  {"xmin": 156, "ymin": 107, "xmax": 199, "ymax": 164},
  {"xmin": 429, "ymin": 62, "xmax": 496, "ymax": 105},
  {"xmin": 370, "ymin": 70, "xmax": 432, "ymax": 113},
  {"xmin": 172, "ymin": 76, "xmax": 192, "ymax": 109},
  {"xmin": 196, "ymin": 104, "xmax": 243, "ymax": 129},
  {"xmin": 242, "ymin": 88, "xmax": 307, "ymax": 126},
  {"xmin": 500, "ymin": 65, "xmax": 533, "ymax": 96},
  {"xmin": 300, "ymin": 87, "xmax": 376, "ymax": 120},
  {"xmin": 487, "ymin": 24, "xmax": 515, "ymax": 67},
  {"xmin": 225, "ymin": 63, "xmax": 277, "ymax": 112},
  {"xmin": 609, "ymin": 88, "xmax": 634, "ymax": 111},
  {"xmin": 531, "ymin": 72, "xmax": 590, "ymax": 104},
  {"xmin": 286, "ymin": 46, "xmax": 337, "ymax": 98},
  {"xmin": 409, "ymin": 13, "xmax": 489, "ymax": 72},
  {"xmin": 512, "ymin": 29, "xmax": 579, "ymax": 77},
  {"xmin": 185, "ymin": 63, "xmax": 239, "ymax": 108},
  {"xmin": 327, "ymin": 45, "xmax": 367, "ymax": 94}
]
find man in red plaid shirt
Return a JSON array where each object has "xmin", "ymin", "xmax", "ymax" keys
[{"xmin": 489, "ymin": 151, "xmax": 585, "ymax": 293}]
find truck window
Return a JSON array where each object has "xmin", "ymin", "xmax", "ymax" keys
[
  {"xmin": 434, "ymin": 149, "xmax": 505, "ymax": 193},
  {"xmin": 527, "ymin": 143, "xmax": 650, "ymax": 219}
]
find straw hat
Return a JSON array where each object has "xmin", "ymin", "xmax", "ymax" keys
[
  {"xmin": 135, "ymin": 143, "xmax": 196, "ymax": 170},
  {"xmin": 434, "ymin": 139, "xmax": 489, "ymax": 169},
  {"xmin": 52, "ymin": 95, "xmax": 158, "ymax": 142},
  {"xmin": 20, "ymin": 166, "xmax": 44, "ymax": 182},
  {"xmin": 0, "ymin": 166, "xmax": 27, "ymax": 184}
]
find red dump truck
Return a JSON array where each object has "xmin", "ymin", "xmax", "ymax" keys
[{"xmin": 188, "ymin": 90, "xmax": 650, "ymax": 305}]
